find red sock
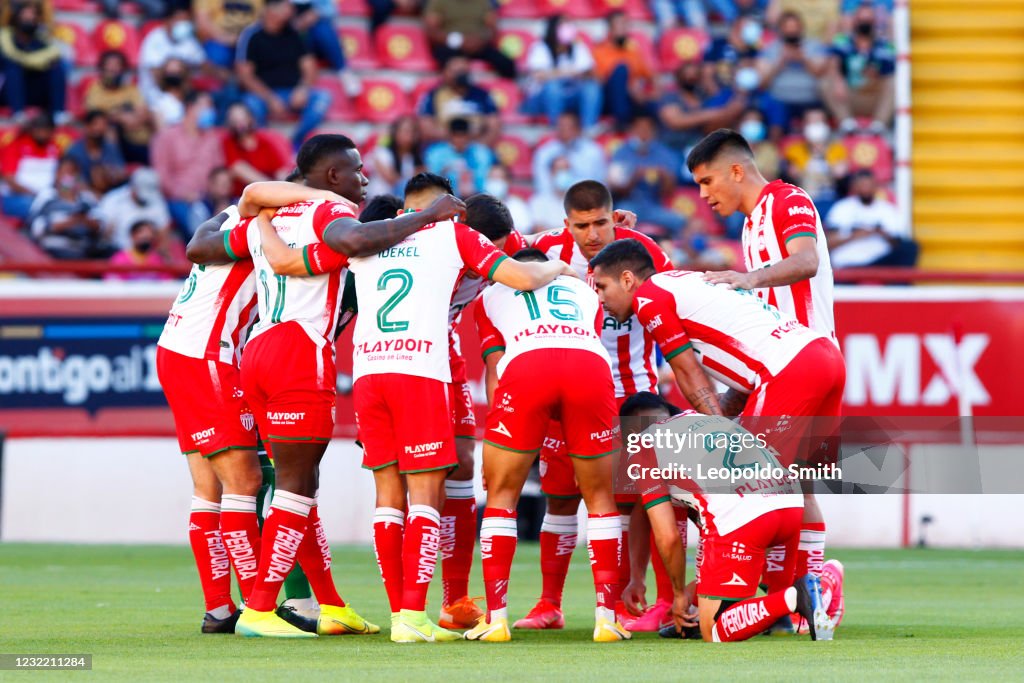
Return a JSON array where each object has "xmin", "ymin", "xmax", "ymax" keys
[
  {"xmin": 441, "ymin": 480, "xmax": 476, "ymax": 605},
  {"xmin": 297, "ymin": 504, "xmax": 345, "ymax": 608},
  {"xmin": 401, "ymin": 505, "xmax": 441, "ymax": 612},
  {"xmin": 797, "ymin": 522, "xmax": 827, "ymax": 577},
  {"xmin": 539, "ymin": 513, "xmax": 577, "ymax": 607},
  {"xmin": 651, "ymin": 505, "xmax": 689, "ymax": 603},
  {"xmin": 480, "ymin": 508, "xmax": 518, "ymax": 619},
  {"xmin": 188, "ymin": 497, "xmax": 233, "ymax": 611},
  {"xmin": 373, "ymin": 507, "xmax": 405, "ymax": 613},
  {"xmin": 712, "ymin": 588, "xmax": 795, "ymax": 642},
  {"xmin": 586, "ymin": 513, "xmax": 621, "ymax": 610},
  {"xmin": 220, "ymin": 494, "xmax": 261, "ymax": 603},
  {"xmin": 247, "ymin": 490, "xmax": 313, "ymax": 612},
  {"xmin": 617, "ymin": 514, "xmax": 631, "ymax": 604}
]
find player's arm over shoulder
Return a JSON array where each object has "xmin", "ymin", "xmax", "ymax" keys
[
  {"xmin": 185, "ymin": 208, "xmax": 241, "ymax": 265},
  {"xmin": 323, "ymin": 193, "xmax": 466, "ymax": 257},
  {"xmin": 257, "ymin": 208, "xmax": 347, "ymax": 277}
]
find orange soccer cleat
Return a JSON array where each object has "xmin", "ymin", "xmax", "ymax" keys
[{"xmin": 438, "ymin": 596, "xmax": 485, "ymax": 630}]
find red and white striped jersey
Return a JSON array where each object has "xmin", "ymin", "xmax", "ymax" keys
[
  {"xmin": 634, "ymin": 414, "xmax": 802, "ymax": 537},
  {"xmin": 475, "ymin": 275, "xmax": 609, "ymax": 378},
  {"xmin": 633, "ymin": 271, "xmax": 825, "ymax": 393},
  {"xmin": 532, "ymin": 226, "xmax": 673, "ymax": 397},
  {"xmin": 742, "ymin": 180, "xmax": 836, "ymax": 340},
  {"xmin": 447, "ymin": 230, "xmax": 529, "ymax": 384},
  {"xmin": 230, "ymin": 199, "xmax": 355, "ymax": 349},
  {"xmin": 349, "ymin": 220, "xmax": 507, "ymax": 383},
  {"xmin": 157, "ymin": 206, "xmax": 258, "ymax": 366}
]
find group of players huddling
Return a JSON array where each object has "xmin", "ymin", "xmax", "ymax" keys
[{"xmin": 157, "ymin": 128, "xmax": 847, "ymax": 644}]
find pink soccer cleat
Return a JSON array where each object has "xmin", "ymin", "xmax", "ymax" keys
[
  {"xmin": 623, "ymin": 600, "xmax": 672, "ymax": 632},
  {"xmin": 513, "ymin": 598, "xmax": 565, "ymax": 630},
  {"xmin": 820, "ymin": 559, "xmax": 845, "ymax": 627}
]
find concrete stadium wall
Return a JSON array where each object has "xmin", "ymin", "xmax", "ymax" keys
[{"xmin": 2, "ymin": 438, "xmax": 1022, "ymax": 548}]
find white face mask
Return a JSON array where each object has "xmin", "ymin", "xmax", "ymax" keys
[
  {"xmin": 484, "ymin": 177, "xmax": 509, "ymax": 200},
  {"xmin": 171, "ymin": 21, "xmax": 193, "ymax": 42},
  {"xmin": 553, "ymin": 169, "xmax": 574, "ymax": 192},
  {"xmin": 741, "ymin": 20, "xmax": 763, "ymax": 46},
  {"xmin": 740, "ymin": 119, "xmax": 766, "ymax": 143},
  {"xmin": 734, "ymin": 67, "xmax": 760, "ymax": 92},
  {"xmin": 804, "ymin": 121, "xmax": 831, "ymax": 145}
]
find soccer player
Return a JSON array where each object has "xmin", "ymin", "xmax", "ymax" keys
[
  {"xmin": 516, "ymin": 181, "xmax": 676, "ymax": 631},
  {"xmin": 157, "ymin": 205, "xmax": 263, "ymax": 634},
  {"xmin": 348, "ymin": 180, "xmax": 573, "ymax": 643},
  {"xmin": 688, "ymin": 129, "xmax": 839, "ymax": 599},
  {"xmin": 188, "ymin": 134, "xmax": 464, "ymax": 638},
  {"xmin": 465, "ymin": 249, "xmax": 628, "ymax": 643}
]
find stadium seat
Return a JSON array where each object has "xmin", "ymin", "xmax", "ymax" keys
[
  {"xmin": 0, "ymin": 215, "xmax": 51, "ymax": 263},
  {"xmin": 54, "ymin": 126, "xmax": 80, "ymax": 152},
  {"xmin": 497, "ymin": 29, "xmax": 537, "ymax": 70},
  {"xmin": 668, "ymin": 187, "xmax": 721, "ymax": 233},
  {"xmin": 595, "ymin": 132, "xmax": 626, "ymax": 158},
  {"xmin": 478, "ymin": 78, "xmax": 527, "ymax": 124},
  {"xmin": 357, "ymin": 79, "xmax": 411, "ymax": 123},
  {"xmin": 495, "ymin": 135, "xmax": 532, "ymax": 179},
  {"xmin": 496, "ymin": 0, "xmax": 542, "ymax": 19},
  {"xmin": 52, "ymin": 0, "xmax": 100, "ymax": 11},
  {"xmin": 340, "ymin": 25, "xmax": 380, "ymax": 70},
  {"xmin": 844, "ymin": 135, "xmax": 893, "ymax": 182},
  {"xmin": 53, "ymin": 22, "xmax": 97, "ymax": 68},
  {"xmin": 339, "ymin": 0, "xmax": 371, "ymax": 17},
  {"xmin": 658, "ymin": 28, "xmax": 709, "ymax": 69},
  {"xmin": 596, "ymin": 0, "xmax": 654, "ymax": 20},
  {"xmin": 374, "ymin": 25, "xmax": 435, "ymax": 71},
  {"xmin": 68, "ymin": 74, "xmax": 97, "ymax": 118},
  {"xmin": 93, "ymin": 20, "xmax": 141, "ymax": 67},
  {"xmin": 536, "ymin": 0, "xmax": 601, "ymax": 19},
  {"xmin": 627, "ymin": 31, "xmax": 658, "ymax": 71},
  {"xmin": 0, "ymin": 126, "xmax": 18, "ymax": 149},
  {"xmin": 315, "ymin": 77, "xmax": 358, "ymax": 122}
]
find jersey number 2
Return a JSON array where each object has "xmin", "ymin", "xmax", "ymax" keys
[{"xmin": 377, "ymin": 268, "xmax": 413, "ymax": 332}]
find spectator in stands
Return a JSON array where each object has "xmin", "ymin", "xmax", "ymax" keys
[
  {"xmin": 737, "ymin": 106, "xmax": 782, "ymax": 180},
  {"xmin": 102, "ymin": 0, "xmax": 166, "ymax": 20},
  {"xmin": 237, "ymin": 0, "xmax": 331, "ymax": 151},
  {"xmin": 138, "ymin": 4, "xmax": 206, "ymax": 111},
  {"xmin": 659, "ymin": 61, "xmax": 747, "ymax": 153},
  {"xmin": 825, "ymin": 168, "xmax": 917, "ymax": 267},
  {"xmin": 292, "ymin": 0, "xmax": 361, "ymax": 95},
  {"xmin": 1, "ymin": 110, "xmax": 60, "ymax": 220},
  {"xmin": 84, "ymin": 50, "xmax": 153, "ymax": 164},
  {"xmin": 106, "ymin": 219, "xmax": 170, "ymax": 281},
  {"xmin": 151, "ymin": 91, "xmax": 223, "ymax": 237},
  {"xmin": 522, "ymin": 16, "xmax": 601, "ymax": 132},
  {"xmin": 417, "ymin": 55, "xmax": 500, "ymax": 147},
  {"xmin": 203, "ymin": 166, "xmax": 236, "ymax": 216},
  {"xmin": 193, "ymin": 0, "xmax": 263, "ymax": 69},
  {"xmin": 782, "ymin": 107, "xmax": 848, "ymax": 216},
  {"xmin": 591, "ymin": 11, "xmax": 655, "ymax": 131},
  {"xmin": 482, "ymin": 165, "xmax": 533, "ymax": 234},
  {"xmin": 532, "ymin": 111, "xmax": 606, "ymax": 197},
  {"xmin": 757, "ymin": 11, "xmax": 829, "ymax": 127},
  {"xmin": 368, "ymin": 0, "xmax": 421, "ymax": 36},
  {"xmin": 150, "ymin": 57, "xmax": 192, "ymax": 128},
  {"xmin": 609, "ymin": 113, "xmax": 685, "ymax": 236},
  {"xmin": 424, "ymin": 0, "xmax": 516, "ymax": 79},
  {"xmin": 222, "ymin": 102, "xmax": 290, "ymax": 197},
  {"xmin": 0, "ymin": 0, "xmax": 69, "ymax": 123},
  {"xmin": 65, "ymin": 110, "xmax": 127, "ymax": 195},
  {"xmin": 97, "ymin": 166, "xmax": 172, "ymax": 250},
  {"xmin": 27, "ymin": 156, "xmax": 114, "ymax": 260},
  {"xmin": 824, "ymin": 2, "xmax": 894, "ymax": 135},
  {"xmin": 424, "ymin": 117, "xmax": 494, "ymax": 197},
  {"xmin": 365, "ymin": 115, "xmax": 425, "ymax": 198},
  {"xmin": 767, "ymin": 0, "xmax": 840, "ymax": 43},
  {"xmin": 528, "ymin": 156, "xmax": 571, "ymax": 233}
]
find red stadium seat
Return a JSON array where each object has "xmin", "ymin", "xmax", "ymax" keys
[
  {"xmin": 54, "ymin": 126, "xmax": 80, "ymax": 153},
  {"xmin": 340, "ymin": 25, "xmax": 380, "ymax": 70},
  {"xmin": 339, "ymin": 0, "xmax": 371, "ymax": 16},
  {"xmin": 497, "ymin": 29, "xmax": 537, "ymax": 70},
  {"xmin": 668, "ymin": 187, "xmax": 722, "ymax": 234},
  {"xmin": 0, "ymin": 126, "xmax": 19, "ymax": 149},
  {"xmin": 596, "ymin": 0, "xmax": 654, "ymax": 20},
  {"xmin": 627, "ymin": 31, "xmax": 657, "ymax": 71},
  {"xmin": 53, "ymin": 22, "xmax": 97, "ymax": 68},
  {"xmin": 478, "ymin": 78, "xmax": 527, "ymax": 124},
  {"xmin": 69, "ymin": 74, "xmax": 98, "ymax": 118},
  {"xmin": 495, "ymin": 135, "xmax": 532, "ymax": 179},
  {"xmin": 374, "ymin": 25, "xmax": 436, "ymax": 71},
  {"xmin": 496, "ymin": 0, "xmax": 542, "ymax": 19},
  {"xmin": 53, "ymin": 0, "xmax": 101, "ymax": 11},
  {"xmin": 357, "ymin": 79, "xmax": 411, "ymax": 123},
  {"xmin": 595, "ymin": 132, "xmax": 626, "ymax": 158},
  {"xmin": 315, "ymin": 77, "xmax": 358, "ymax": 122},
  {"xmin": 93, "ymin": 20, "xmax": 141, "ymax": 67},
  {"xmin": 536, "ymin": 0, "xmax": 600, "ymax": 19},
  {"xmin": 844, "ymin": 135, "xmax": 893, "ymax": 182},
  {"xmin": 658, "ymin": 27, "xmax": 709, "ymax": 69}
]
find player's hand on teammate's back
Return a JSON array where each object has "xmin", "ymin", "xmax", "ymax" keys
[
  {"xmin": 558, "ymin": 261, "xmax": 579, "ymax": 279},
  {"xmin": 703, "ymin": 269, "xmax": 755, "ymax": 290},
  {"xmin": 425, "ymin": 194, "xmax": 467, "ymax": 224}
]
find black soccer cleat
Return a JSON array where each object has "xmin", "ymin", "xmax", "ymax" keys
[
  {"xmin": 202, "ymin": 609, "xmax": 241, "ymax": 634},
  {"xmin": 276, "ymin": 605, "xmax": 318, "ymax": 633},
  {"xmin": 794, "ymin": 574, "xmax": 833, "ymax": 641},
  {"xmin": 658, "ymin": 622, "xmax": 702, "ymax": 640}
]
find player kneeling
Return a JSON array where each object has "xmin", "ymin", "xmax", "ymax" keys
[{"xmin": 467, "ymin": 249, "xmax": 629, "ymax": 643}]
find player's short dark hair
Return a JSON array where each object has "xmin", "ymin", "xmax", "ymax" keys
[
  {"xmin": 359, "ymin": 194, "xmax": 403, "ymax": 222},
  {"xmin": 589, "ymin": 238, "xmax": 655, "ymax": 279},
  {"xmin": 284, "ymin": 167, "xmax": 303, "ymax": 183},
  {"xmin": 686, "ymin": 128, "xmax": 754, "ymax": 172},
  {"xmin": 620, "ymin": 391, "xmax": 682, "ymax": 418},
  {"xmin": 296, "ymin": 133, "xmax": 357, "ymax": 176},
  {"xmin": 404, "ymin": 172, "xmax": 453, "ymax": 198},
  {"xmin": 563, "ymin": 180, "xmax": 612, "ymax": 215},
  {"xmin": 465, "ymin": 193, "xmax": 512, "ymax": 241},
  {"xmin": 511, "ymin": 248, "xmax": 548, "ymax": 263}
]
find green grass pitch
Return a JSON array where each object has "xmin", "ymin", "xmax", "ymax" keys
[{"xmin": 2, "ymin": 543, "xmax": 1023, "ymax": 681}]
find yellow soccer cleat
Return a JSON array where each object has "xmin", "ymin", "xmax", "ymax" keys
[
  {"xmin": 390, "ymin": 609, "xmax": 463, "ymax": 643},
  {"xmin": 593, "ymin": 617, "xmax": 632, "ymax": 642},
  {"xmin": 464, "ymin": 616, "xmax": 511, "ymax": 642},
  {"xmin": 439, "ymin": 596, "xmax": 485, "ymax": 630},
  {"xmin": 236, "ymin": 608, "xmax": 318, "ymax": 638},
  {"xmin": 318, "ymin": 604, "xmax": 381, "ymax": 635}
]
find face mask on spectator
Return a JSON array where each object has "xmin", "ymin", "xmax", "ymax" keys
[
  {"xmin": 58, "ymin": 175, "xmax": 78, "ymax": 192},
  {"xmin": 740, "ymin": 119, "xmax": 766, "ymax": 143},
  {"xmin": 613, "ymin": 35, "xmax": 628, "ymax": 48},
  {"xmin": 103, "ymin": 72, "xmax": 125, "ymax": 88},
  {"xmin": 231, "ymin": 121, "xmax": 255, "ymax": 138},
  {"xmin": 196, "ymin": 108, "xmax": 216, "ymax": 130},
  {"xmin": 135, "ymin": 239, "xmax": 154, "ymax": 254},
  {"xmin": 171, "ymin": 21, "xmax": 193, "ymax": 42},
  {"xmin": 484, "ymin": 177, "xmax": 509, "ymax": 199},
  {"xmin": 454, "ymin": 73, "xmax": 472, "ymax": 90},
  {"xmin": 557, "ymin": 24, "xmax": 577, "ymax": 45},
  {"xmin": 782, "ymin": 32, "xmax": 802, "ymax": 46},
  {"xmin": 858, "ymin": 192, "xmax": 875, "ymax": 205},
  {"xmin": 741, "ymin": 21, "xmax": 762, "ymax": 47},
  {"xmin": 854, "ymin": 21, "xmax": 874, "ymax": 36},
  {"xmin": 163, "ymin": 73, "xmax": 185, "ymax": 89},
  {"xmin": 17, "ymin": 18, "xmax": 39, "ymax": 35},
  {"xmin": 554, "ymin": 169, "xmax": 574, "ymax": 192},
  {"xmin": 735, "ymin": 67, "xmax": 760, "ymax": 91},
  {"xmin": 804, "ymin": 121, "xmax": 830, "ymax": 145}
]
